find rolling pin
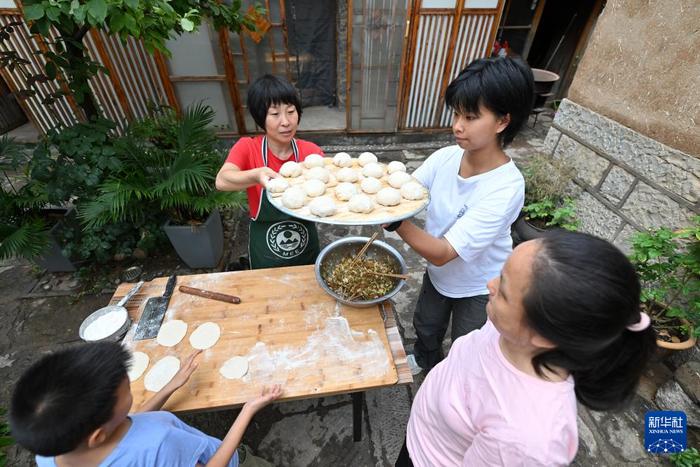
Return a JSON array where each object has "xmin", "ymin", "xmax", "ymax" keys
[{"xmin": 178, "ymin": 285, "xmax": 241, "ymax": 304}]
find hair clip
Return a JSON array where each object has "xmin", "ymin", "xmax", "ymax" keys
[{"xmin": 626, "ymin": 312, "xmax": 651, "ymax": 332}]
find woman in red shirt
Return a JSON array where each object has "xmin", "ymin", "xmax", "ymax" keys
[{"xmin": 216, "ymin": 75, "xmax": 323, "ymax": 269}]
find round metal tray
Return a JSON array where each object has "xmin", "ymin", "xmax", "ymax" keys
[
  {"xmin": 266, "ymin": 189, "xmax": 429, "ymax": 226},
  {"xmin": 79, "ymin": 307, "xmax": 131, "ymax": 342},
  {"xmin": 315, "ymin": 237, "xmax": 407, "ymax": 308}
]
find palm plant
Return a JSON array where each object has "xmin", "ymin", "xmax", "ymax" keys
[
  {"xmin": 80, "ymin": 103, "xmax": 245, "ymax": 229},
  {"xmin": 0, "ymin": 135, "xmax": 50, "ymax": 261}
]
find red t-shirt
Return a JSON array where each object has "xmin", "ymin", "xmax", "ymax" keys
[{"xmin": 225, "ymin": 135, "xmax": 324, "ymax": 218}]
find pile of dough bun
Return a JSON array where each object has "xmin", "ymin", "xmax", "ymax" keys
[{"xmin": 267, "ymin": 152, "xmax": 428, "ymax": 220}]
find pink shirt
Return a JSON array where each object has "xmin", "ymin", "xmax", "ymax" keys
[{"xmin": 407, "ymin": 321, "xmax": 578, "ymax": 466}]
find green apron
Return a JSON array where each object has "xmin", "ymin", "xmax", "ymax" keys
[{"xmin": 248, "ymin": 137, "xmax": 320, "ymax": 270}]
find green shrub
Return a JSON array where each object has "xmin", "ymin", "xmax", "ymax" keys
[
  {"xmin": 0, "ymin": 407, "xmax": 13, "ymax": 467},
  {"xmin": 629, "ymin": 217, "xmax": 700, "ymax": 339},
  {"xmin": 670, "ymin": 447, "xmax": 700, "ymax": 467},
  {"xmin": 520, "ymin": 154, "xmax": 579, "ymax": 231},
  {"xmin": 0, "ymin": 136, "xmax": 50, "ymax": 261},
  {"xmin": 80, "ymin": 103, "xmax": 245, "ymax": 229},
  {"xmin": 522, "ymin": 197, "xmax": 579, "ymax": 231}
]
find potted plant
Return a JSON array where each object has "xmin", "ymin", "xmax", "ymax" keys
[
  {"xmin": 513, "ymin": 154, "xmax": 579, "ymax": 242},
  {"xmin": 629, "ymin": 217, "xmax": 699, "ymax": 350},
  {"xmin": 0, "ymin": 135, "xmax": 76, "ymax": 271},
  {"xmin": 81, "ymin": 104, "xmax": 245, "ymax": 268}
]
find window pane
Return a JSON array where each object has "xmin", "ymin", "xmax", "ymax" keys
[
  {"xmin": 165, "ymin": 23, "xmax": 224, "ymax": 76},
  {"xmin": 422, "ymin": 0, "xmax": 456, "ymax": 8},
  {"xmin": 174, "ymin": 82, "xmax": 237, "ymax": 132},
  {"xmin": 466, "ymin": 0, "xmax": 499, "ymax": 8}
]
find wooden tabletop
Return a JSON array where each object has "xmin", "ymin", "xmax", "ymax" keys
[{"xmin": 113, "ymin": 265, "xmax": 412, "ymax": 413}]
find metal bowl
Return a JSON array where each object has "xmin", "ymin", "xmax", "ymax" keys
[
  {"xmin": 78, "ymin": 306, "xmax": 131, "ymax": 342},
  {"xmin": 315, "ymin": 236, "xmax": 407, "ymax": 308}
]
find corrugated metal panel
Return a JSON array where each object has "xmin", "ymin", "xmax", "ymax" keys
[
  {"xmin": 402, "ymin": 6, "xmax": 499, "ymax": 129},
  {"xmin": 0, "ymin": 14, "xmax": 76, "ymax": 132},
  {"xmin": 439, "ymin": 13, "xmax": 494, "ymax": 126},
  {"xmin": 405, "ymin": 14, "xmax": 453, "ymax": 128},
  {"xmin": 0, "ymin": 14, "xmax": 167, "ymax": 134}
]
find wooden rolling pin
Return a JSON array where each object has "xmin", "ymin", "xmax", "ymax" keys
[{"xmin": 178, "ymin": 285, "xmax": 241, "ymax": 304}]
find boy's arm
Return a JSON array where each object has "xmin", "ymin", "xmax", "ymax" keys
[
  {"xmin": 215, "ymin": 162, "xmax": 279, "ymax": 192},
  {"xmin": 204, "ymin": 385, "xmax": 283, "ymax": 467},
  {"xmin": 136, "ymin": 350, "xmax": 201, "ymax": 413}
]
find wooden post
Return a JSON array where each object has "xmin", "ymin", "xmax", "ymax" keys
[{"xmin": 219, "ymin": 28, "xmax": 247, "ymax": 134}]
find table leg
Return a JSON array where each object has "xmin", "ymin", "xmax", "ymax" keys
[{"xmin": 352, "ymin": 391, "xmax": 364, "ymax": 442}]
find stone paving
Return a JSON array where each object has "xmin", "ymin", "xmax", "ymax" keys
[{"xmin": 2, "ymin": 114, "xmax": 696, "ymax": 466}]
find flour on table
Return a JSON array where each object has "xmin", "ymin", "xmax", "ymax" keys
[
  {"xmin": 84, "ymin": 309, "xmax": 127, "ymax": 341},
  {"xmin": 128, "ymin": 351, "xmax": 150, "ymax": 381},
  {"xmin": 144, "ymin": 356, "xmax": 180, "ymax": 392},
  {"xmin": 156, "ymin": 320, "xmax": 188, "ymax": 347},
  {"xmin": 243, "ymin": 315, "xmax": 389, "ymax": 384},
  {"xmin": 189, "ymin": 322, "xmax": 221, "ymax": 350},
  {"xmin": 220, "ymin": 356, "xmax": 249, "ymax": 379}
]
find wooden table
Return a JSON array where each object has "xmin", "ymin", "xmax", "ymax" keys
[{"xmin": 113, "ymin": 265, "xmax": 412, "ymax": 441}]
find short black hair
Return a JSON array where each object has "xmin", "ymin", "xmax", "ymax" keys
[
  {"xmin": 247, "ymin": 74, "xmax": 303, "ymax": 130},
  {"xmin": 445, "ymin": 57, "xmax": 534, "ymax": 147},
  {"xmin": 9, "ymin": 342, "xmax": 131, "ymax": 456},
  {"xmin": 525, "ymin": 232, "xmax": 655, "ymax": 411}
]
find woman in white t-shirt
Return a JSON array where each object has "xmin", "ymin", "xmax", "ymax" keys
[{"xmin": 384, "ymin": 57, "xmax": 533, "ymax": 372}]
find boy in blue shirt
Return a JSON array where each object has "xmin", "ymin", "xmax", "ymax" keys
[{"xmin": 10, "ymin": 342, "xmax": 281, "ymax": 466}]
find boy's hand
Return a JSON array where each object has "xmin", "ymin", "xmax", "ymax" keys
[
  {"xmin": 242, "ymin": 384, "xmax": 283, "ymax": 415},
  {"xmin": 168, "ymin": 350, "xmax": 202, "ymax": 390},
  {"xmin": 258, "ymin": 167, "xmax": 280, "ymax": 186}
]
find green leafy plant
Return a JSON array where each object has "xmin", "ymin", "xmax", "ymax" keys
[
  {"xmin": 26, "ymin": 119, "xmax": 162, "ymax": 263},
  {"xmin": 0, "ymin": 407, "xmax": 14, "ymax": 467},
  {"xmin": 80, "ymin": 103, "xmax": 245, "ymax": 229},
  {"xmin": 670, "ymin": 447, "xmax": 700, "ymax": 467},
  {"xmin": 520, "ymin": 154, "xmax": 579, "ymax": 231},
  {"xmin": 29, "ymin": 118, "xmax": 121, "ymax": 206},
  {"xmin": 0, "ymin": 136, "xmax": 51, "ymax": 261},
  {"xmin": 9, "ymin": 0, "xmax": 264, "ymax": 119},
  {"xmin": 629, "ymin": 216, "xmax": 700, "ymax": 341},
  {"xmin": 522, "ymin": 197, "xmax": 579, "ymax": 231}
]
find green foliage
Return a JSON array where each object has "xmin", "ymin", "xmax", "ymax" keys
[
  {"xmin": 521, "ymin": 154, "xmax": 579, "ymax": 231},
  {"xmin": 670, "ymin": 447, "xmax": 700, "ymax": 467},
  {"xmin": 0, "ymin": 136, "xmax": 51, "ymax": 261},
  {"xmin": 80, "ymin": 103, "xmax": 245, "ymax": 229},
  {"xmin": 522, "ymin": 197, "xmax": 579, "ymax": 231},
  {"xmin": 7, "ymin": 0, "xmax": 264, "ymax": 118},
  {"xmin": 25, "ymin": 119, "xmax": 157, "ymax": 263},
  {"xmin": 629, "ymin": 216, "xmax": 700, "ymax": 338},
  {"xmin": 23, "ymin": 0, "xmax": 262, "ymax": 55},
  {"xmin": 29, "ymin": 118, "xmax": 121, "ymax": 205},
  {"xmin": 0, "ymin": 407, "xmax": 13, "ymax": 467},
  {"xmin": 522, "ymin": 153, "xmax": 574, "ymax": 206}
]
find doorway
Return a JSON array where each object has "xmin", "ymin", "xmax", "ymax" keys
[{"xmin": 285, "ymin": 0, "xmax": 344, "ymax": 131}]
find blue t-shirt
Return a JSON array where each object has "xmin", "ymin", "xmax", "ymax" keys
[{"xmin": 36, "ymin": 411, "xmax": 239, "ymax": 467}]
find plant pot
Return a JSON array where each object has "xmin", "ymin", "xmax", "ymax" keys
[
  {"xmin": 33, "ymin": 208, "xmax": 76, "ymax": 272},
  {"xmin": 655, "ymin": 321, "xmax": 697, "ymax": 351},
  {"xmin": 163, "ymin": 209, "xmax": 223, "ymax": 269},
  {"xmin": 513, "ymin": 216, "xmax": 547, "ymax": 243}
]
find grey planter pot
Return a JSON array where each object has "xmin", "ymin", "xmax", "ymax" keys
[
  {"xmin": 163, "ymin": 209, "xmax": 224, "ymax": 269},
  {"xmin": 34, "ymin": 208, "xmax": 76, "ymax": 272}
]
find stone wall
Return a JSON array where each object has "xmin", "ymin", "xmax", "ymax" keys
[
  {"xmin": 566, "ymin": 0, "xmax": 700, "ymax": 157},
  {"xmin": 543, "ymin": 99, "xmax": 700, "ymax": 253}
]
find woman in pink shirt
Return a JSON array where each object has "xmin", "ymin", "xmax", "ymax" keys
[{"xmin": 398, "ymin": 231, "xmax": 655, "ymax": 466}]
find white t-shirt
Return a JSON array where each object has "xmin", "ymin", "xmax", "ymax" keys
[{"xmin": 413, "ymin": 145, "xmax": 524, "ymax": 298}]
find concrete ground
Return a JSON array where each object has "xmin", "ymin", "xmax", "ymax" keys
[{"xmin": 0, "ymin": 113, "xmax": 681, "ymax": 466}]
